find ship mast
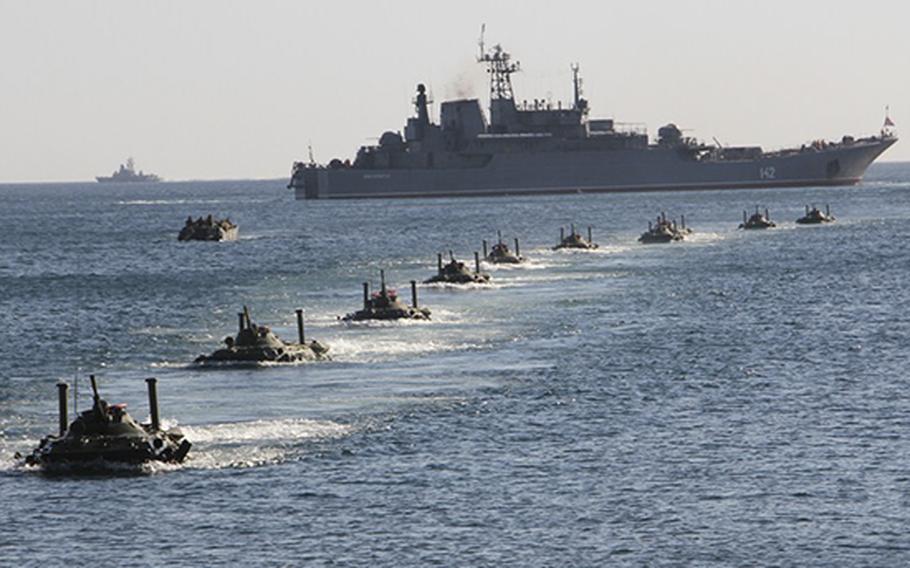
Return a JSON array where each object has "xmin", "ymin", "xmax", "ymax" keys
[
  {"xmin": 477, "ymin": 25, "xmax": 520, "ymax": 102},
  {"xmin": 571, "ymin": 63, "xmax": 582, "ymax": 110}
]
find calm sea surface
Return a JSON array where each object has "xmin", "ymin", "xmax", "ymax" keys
[{"xmin": 2, "ymin": 164, "xmax": 910, "ymax": 566}]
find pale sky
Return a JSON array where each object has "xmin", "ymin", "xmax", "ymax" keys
[{"xmin": 1, "ymin": 0, "xmax": 908, "ymax": 183}]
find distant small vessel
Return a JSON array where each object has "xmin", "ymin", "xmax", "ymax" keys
[
  {"xmin": 483, "ymin": 231, "xmax": 525, "ymax": 264},
  {"xmin": 96, "ymin": 157, "xmax": 161, "ymax": 183},
  {"xmin": 425, "ymin": 252, "xmax": 491, "ymax": 285},
  {"xmin": 554, "ymin": 225, "xmax": 598, "ymax": 250},
  {"xmin": 178, "ymin": 215, "xmax": 238, "ymax": 242},
  {"xmin": 739, "ymin": 207, "xmax": 776, "ymax": 230},
  {"xmin": 796, "ymin": 204, "xmax": 836, "ymax": 224},
  {"xmin": 639, "ymin": 212, "xmax": 691, "ymax": 244}
]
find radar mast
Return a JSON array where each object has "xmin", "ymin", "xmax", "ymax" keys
[
  {"xmin": 477, "ymin": 25, "xmax": 520, "ymax": 102},
  {"xmin": 571, "ymin": 63, "xmax": 588, "ymax": 115}
]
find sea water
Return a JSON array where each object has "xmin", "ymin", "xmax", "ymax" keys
[{"xmin": 1, "ymin": 164, "xmax": 910, "ymax": 565}]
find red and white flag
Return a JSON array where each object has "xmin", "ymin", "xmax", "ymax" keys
[{"xmin": 884, "ymin": 115, "xmax": 896, "ymax": 127}]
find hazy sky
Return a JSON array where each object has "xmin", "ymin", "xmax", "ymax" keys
[{"xmin": 1, "ymin": 0, "xmax": 908, "ymax": 182}]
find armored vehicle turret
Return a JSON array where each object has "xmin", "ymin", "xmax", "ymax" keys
[
  {"xmin": 195, "ymin": 306, "xmax": 330, "ymax": 365},
  {"xmin": 554, "ymin": 225, "xmax": 598, "ymax": 250},
  {"xmin": 739, "ymin": 207, "xmax": 776, "ymax": 230},
  {"xmin": 343, "ymin": 270, "xmax": 431, "ymax": 321},
  {"xmin": 178, "ymin": 215, "xmax": 238, "ymax": 241},
  {"xmin": 796, "ymin": 204, "xmax": 835, "ymax": 224},
  {"xmin": 424, "ymin": 251, "xmax": 491, "ymax": 285},
  {"xmin": 639, "ymin": 212, "xmax": 691, "ymax": 244},
  {"xmin": 483, "ymin": 231, "xmax": 525, "ymax": 264},
  {"xmin": 22, "ymin": 376, "xmax": 191, "ymax": 470}
]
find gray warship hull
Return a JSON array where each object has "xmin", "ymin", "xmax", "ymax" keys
[
  {"xmin": 292, "ymin": 138, "xmax": 893, "ymax": 200},
  {"xmin": 290, "ymin": 39, "xmax": 896, "ymax": 200}
]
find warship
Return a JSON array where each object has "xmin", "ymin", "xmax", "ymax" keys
[
  {"xmin": 21, "ymin": 376, "xmax": 191, "ymax": 470},
  {"xmin": 195, "ymin": 306, "xmax": 330, "ymax": 365},
  {"xmin": 483, "ymin": 231, "xmax": 525, "ymax": 264},
  {"xmin": 425, "ymin": 252, "xmax": 491, "ymax": 285},
  {"xmin": 178, "ymin": 215, "xmax": 239, "ymax": 241},
  {"xmin": 739, "ymin": 207, "xmax": 776, "ymax": 230},
  {"xmin": 639, "ymin": 213, "xmax": 691, "ymax": 244},
  {"xmin": 342, "ymin": 270, "xmax": 431, "ymax": 321},
  {"xmin": 554, "ymin": 225, "xmax": 598, "ymax": 250},
  {"xmin": 289, "ymin": 33, "xmax": 896, "ymax": 200},
  {"xmin": 797, "ymin": 204, "xmax": 836, "ymax": 224},
  {"xmin": 96, "ymin": 157, "xmax": 161, "ymax": 183}
]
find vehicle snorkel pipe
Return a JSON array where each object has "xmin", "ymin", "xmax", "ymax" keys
[
  {"xmin": 146, "ymin": 377, "xmax": 160, "ymax": 431},
  {"xmin": 57, "ymin": 382, "xmax": 68, "ymax": 436}
]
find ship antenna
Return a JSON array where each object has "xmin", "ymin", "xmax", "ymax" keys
[
  {"xmin": 307, "ymin": 142, "xmax": 316, "ymax": 166},
  {"xmin": 571, "ymin": 63, "xmax": 583, "ymax": 110},
  {"xmin": 478, "ymin": 23, "xmax": 486, "ymax": 61}
]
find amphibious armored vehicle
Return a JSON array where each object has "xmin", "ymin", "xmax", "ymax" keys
[
  {"xmin": 554, "ymin": 225, "xmax": 598, "ymax": 250},
  {"xmin": 195, "ymin": 306, "xmax": 330, "ymax": 365},
  {"xmin": 343, "ymin": 270, "xmax": 431, "ymax": 321},
  {"xmin": 739, "ymin": 207, "xmax": 776, "ymax": 230},
  {"xmin": 796, "ymin": 204, "xmax": 836, "ymax": 224},
  {"xmin": 483, "ymin": 231, "xmax": 525, "ymax": 264},
  {"xmin": 178, "ymin": 215, "xmax": 238, "ymax": 241},
  {"xmin": 424, "ymin": 252, "xmax": 491, "ymax": 285},
  {"xmin": 22, "ymin": 376, "xmax": 191, "ymax": 470},
  {"xmin": 639, "ymin": 213, "xmax": 691, "ymax": 244}
]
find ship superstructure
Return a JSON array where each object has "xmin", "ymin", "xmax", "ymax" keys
[{"xmin": 289, "ymin": 37, "xmax": 896, "ymax": 200}]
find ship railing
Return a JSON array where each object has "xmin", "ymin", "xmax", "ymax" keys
[
  {"xmin": 761, "ymin": 133, "xmax": 889, "ymax": 158},
  {"xmin": 477, "ymin": 132, "xmax": 554, "ymax": 139}
]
